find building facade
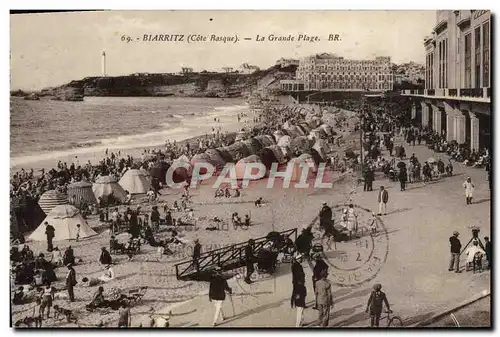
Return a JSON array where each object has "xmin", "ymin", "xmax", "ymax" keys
[
  {"xmin": 404, "ymin": 10, "xmax": 491, "ymax": 151},
  {"xmin": 276, "ymin": 58, "xmax": 300, "ymax": 68},
  {"xmin": 280, "ymin": 53, "xmax": 393, "ymax": 92}
]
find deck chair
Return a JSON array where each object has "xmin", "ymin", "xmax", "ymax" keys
[{"xmin": 127, "ymin": 286, "xmax": 148, "ymax": 306}]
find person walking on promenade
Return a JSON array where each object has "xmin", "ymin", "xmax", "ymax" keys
[
  {"xmin": 484, "ymin": 237, "xmax": 491, "ymax": 270},
  {"xmin": 365, "ymin": 283, "xmax": 391, "ymax": 327},
  {"xmin": 291, "ymin": 254, "xmax": 306, "ymax": 327},
  {"xmin": 314, "ymin": 269, "xmax": 333, "ymax": 327},
  {"xmin": 44, "ymin": 222, "xmax": 55, "ymax": 252},
  {"xmin": 399, "ymin": 167, "xmax": 407, "ymax": 191},
  {"xmin": 377, "ymin": 186, "xmax": 389, "ymax": 216},
  {"xmin": 462, "ymin": 177, "xmax": 475, "ymax": 205},
  {"xmin": 193, "ymin": 239, "xmax": 201, "ymax": 272},
  {"xmin": 244, "ymin": 239, "xmax": 255, "ymax": 284},
  {"xmin": 312, "ymin": 253, "xmax": 328, "ymax": 310},
  {"xmin": 209, "ymin": 266, "xmax": 232, "ymax": 327},
  {"xmin": 449, "ymin": 231, "xmax": 462, "ymax": 273},
  {"xmin": 66, "ymin": 263, "xmax": 77, "ymax": 302}
]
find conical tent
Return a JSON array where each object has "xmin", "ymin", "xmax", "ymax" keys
[
  {"xmin": 312, "ymin": 139, "xmax": 329, "ymax": 164},
  {"xmin": 289, "ymin": 136, "xmax": 312, "ymax": 156},
  {"xmin": 224, "ymin": 142, "xmax": 251, "ymax": 162},
  {"xmin": 215, "ymin": 147, "xmax": 234, "ymax": 164},
  {"xmin": 190, "ymin": 153, "xmax": 213, "ymax": 175},
  {"xmin": 38, "ymin": 190, "xmax": 68, "ymax": 215},
  {"xmin": 28, "ymin": 204, "xmax": 97, "ymax": 242},
  {"xmin": 319, "ymin": 124, "xmax": 334, "ymax": 136},
  {"xmin": 204, "ymin": 149, "xmax": 227, "ymax": 170},
  {"xmin": 67, "ymin": 181, "xmax": 97, "ymax": 208},
  {"xmin": 235, "ymin": 155, "xmax": 265, "ymax": 180},
  {"xmin": 92, "ymin": 176, "xmax": 127, "ymax": 202},
  {"xmin": 118, "ymin": 169, "xmax": 152, "ymax": 194},
  {"xmin": 260, "ymin": 145, "xmax": 287, "ymax": 170},
  {"xmin": 254, "ymin": 135, "xmax": 275, "ymax": 148},
  {"xmin": 285, "ymin": 126, "xmax": 303, "ymax": 138}
]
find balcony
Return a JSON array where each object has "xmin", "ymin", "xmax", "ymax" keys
[
  {"xmin": 456, "ymin": 10, "xmax": 471, "ymax": 28},
  {"xmin": 401, "ymin": 87, "xmax": 490, "ymax": 103}
]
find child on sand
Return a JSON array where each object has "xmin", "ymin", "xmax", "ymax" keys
[
  {"xmin": 32, "ymin": 298, "xmax": 43, "ymax": 327},
  {"xmin": 76, "ymin": 224, "xmax": 81, "ymax": 242}
]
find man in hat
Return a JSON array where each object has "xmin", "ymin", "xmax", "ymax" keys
[
  {"xmin": 484, "ymin": 236, "xmax": 491, "ymax": 270},
  {"xmin": 209, "ymin": 266, "xmax": 232, "ymax": 327},
  {"xmin": 66, "ymin": 263, "xmax": 77, "ymax": 302},
  {"xmin": 150, "ymin": 206, "xmax": 160, "ymax": 232},
  {"xmin": 319, "ymin": 202, "xmax": 333, "ymax": 230},
  {"xmin": 365, "ymin": 283, "xmax": 391, "ymax": 327},
  {"xmin": 377, "ymin": 186, "xmax": 389, "ymax": 216},
  {"xmin": 291, "ymin": 254, "xmax": 307, "ymax": 327},
  {"xmin": 449, "ymin": 231, "xmax": 462, "ymax": 273},
  {"xmin": 44, "ymin": 222, "xmax": 55, "ymax": 252},
  {"xmin": 193, "ymin": 239, "xmax": 201, "ymax": 272},
  {"xmin": 314, "ymin": 268, "xmax": 333, "ymax": 327},
  {"xmin": 312, "ymin": 253, "xmax": 328, "ymax": 310}
]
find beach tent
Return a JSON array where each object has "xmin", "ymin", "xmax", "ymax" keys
[
  {"xmin": 235, "ymin": 155, "xmax": 265, "ymax": 180},
  {"xmin": 311, "ymin": 139, "xmax": 329, "ymax": 164},
  {"xmin": 118, "ymin": 169, "xmax": 152, "ymax": 194},
  {"xmin": 289, "ymin": 136, "xmax": 313, "ymax": 156},
  {"xmin": 254, "ymin": 135, "xmax": 275, "ymax": 148},
  {"xmin": 190, "ymin": 153, "xmax": 214, "ymax": 175},
  {"xmin": 28, "ymin": 204, "xmax": 97, "ymax": 242},
  {"xmin": 285, "ymin": 125, "xmax": 304, "ymax": 138},
  {"xmin": 92, "ymin": 175, "xmax": 127, "ymax": 202},
  {"xmin": 11, "ymin": 195, "xmax": 45, "ymax": 233},
  {"xmin": 67, "ymin": 181, "xmax": 97, "ymax": 208},
  {"xmin": 242, "ymin": 138, "xmax": 264, "ymax": 157},
  {"xmin": 215, "ymin": 147, "xmax": 234, "ymax": 164},
  {"xmin": 139, "ymin": 168, "xmax": 152, "ymax": 181},
  {"xmin": 277, "ymin": 135, "xmax": 291, "ymax": 157},
  {"xmin": 289, "ymin": 154, "xmax": 317, "ymax": 181},
  {"xmin": 309, "ymin": 117, "xmax": 322, "ymax": 128},
  {"xmin": 311, "ymin": 128, "xmax": 328, "ymax": 140},
  {"xmin": 171, "ymin": 156, "xmax": 193, "ymax": 184},
  {"xmin": 204, "ymin": 149, "xmax": 227, "ymax": 170},
  {"xmin": 260, "ymin": 145, "xmax": 287, "ymax": 170},
  {"xmin": 38, "ymin": 190, "xmax": 69, "ymax": 215},
  {"xmin": 224, "ymin": 142, "xmax": 251, "ymax": 162},
  {"xmin": 149, "ymin": 161, "xmax": 171, "ymax": 184}
]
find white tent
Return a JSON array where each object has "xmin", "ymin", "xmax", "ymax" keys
[
  {"xmin": 28, "ymin": 204, "xmax": 97, "ymax": 242},
  {"xmin": 118, "ymin": 169, "xmax": 152, "ymax": 195},
  {"xmin": 92, "ymin": 175, "xmax": 127, "ymax": 202}
]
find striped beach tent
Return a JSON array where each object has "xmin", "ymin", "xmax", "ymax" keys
[
  {"xmin": 38, "ymin": 190, "xmax": 68, "ymax": 215},
  {"xmin": 67, "ymin": 181, "xmax": 97, "ymax": 208},
  {"xmin": 92, "ymin": 175, "xmax": 127, "ymax": 202},
  {"xmin": 28, "ymin": 204, "xmax": 97, "ymax": 242}
]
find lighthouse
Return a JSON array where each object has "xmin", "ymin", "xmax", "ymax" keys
[{"xmin": 101, "ymin": 51, "xmax": 107, "ymax": 77}]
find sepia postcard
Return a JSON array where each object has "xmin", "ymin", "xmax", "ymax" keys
[{"xmin": 9, "ymin": 10, "xmax": 491, "ymax": 328}]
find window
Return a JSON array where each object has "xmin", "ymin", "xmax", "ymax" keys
[
  {"xmin": 474, "ymin": 26, "xmax": 481, "ymax": 88},
  {"xmin": 483, "ymin": 21, "xmax": 490, "ymax": 87},
  {"xmin": 464, "ymin": 33, "xmax": 472, "ymax": 88}
]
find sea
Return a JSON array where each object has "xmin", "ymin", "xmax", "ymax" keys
[{"xmin": 10, "ymin": 96, "xmax": 248, "ymax": 169}]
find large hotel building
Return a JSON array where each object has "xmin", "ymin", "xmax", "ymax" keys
[
  {"xmin": 402, "ymin": 10, "xmax": 491, "ymax": 151},
  {"xmin": 280, "ymin": 53, "xmax": 394, "ymax": 92}
]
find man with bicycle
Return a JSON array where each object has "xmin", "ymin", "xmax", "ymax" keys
[{"xmin": 366, "ymin": 283, "xmax": 391, "ymax": 327}]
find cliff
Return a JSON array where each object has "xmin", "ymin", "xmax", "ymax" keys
[{"xmin": 29, "ymin": 65, "xmax": 297, "ymax": 100}]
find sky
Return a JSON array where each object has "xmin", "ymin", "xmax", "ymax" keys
[{"xmin": 10, "ymin": 10, "xmax": 436, "ymax": 90}]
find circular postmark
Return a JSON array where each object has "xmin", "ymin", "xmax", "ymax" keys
[{"xmin": 310, "ymin": 203, "xmax": 389, "ymax": 287}]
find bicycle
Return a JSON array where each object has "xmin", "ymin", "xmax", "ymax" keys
[{"xmin": 379, "ymin": 309, "xmax": 403, "ymax": 327}]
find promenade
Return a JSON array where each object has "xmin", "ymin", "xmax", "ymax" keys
[{"xmin": 145, "ymin": 140, "xmax": 491, "ymax": 328}]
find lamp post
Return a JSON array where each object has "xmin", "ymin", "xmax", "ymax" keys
[{"xmin": 359, "ymin": 95, "xmax": 366, "ymax": 174}]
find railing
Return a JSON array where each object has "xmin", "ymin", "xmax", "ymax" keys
[
  {"xmin": 401, "ymin": 87, "xmax": 490, "ymax": 101},
  {"xmin": 174, "ymin": 228, "xmax": 298, "ymax": 280},
  {"xmin": 460, "ymin": 88, "xmax": 483, "ymax": 98}
]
